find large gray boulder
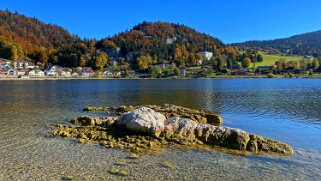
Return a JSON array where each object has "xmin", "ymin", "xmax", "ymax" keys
[{"xmin": 116, "ymin": 107, "xmax": 166, "ymax": 137}]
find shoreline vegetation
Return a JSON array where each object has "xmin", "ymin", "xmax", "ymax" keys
[
  {"xmin": 1, "ymin": 74, "xmax": 321, "ymax": 80},
  {"xmin": 51, "ymin": 104, "xmax": 293, "ymax": 157}
]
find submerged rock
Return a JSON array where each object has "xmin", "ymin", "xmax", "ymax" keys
[
  {"xmin": 116, "ymin": 107, "xmax": 166, "ymax": 137},
  {"xmin": 83, "ymin": 106, "xmax": 110, "ymax": 111}
]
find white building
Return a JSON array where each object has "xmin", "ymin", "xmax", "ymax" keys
[
  {"xmin": 109, "ymin": 60, "xmax": 118, "ymax": 66},
  {"xmin": 27, "ymin": 65, "xmax": 37, "ymax": 69},
  {"xmin": 17, "ymin": 70, "xmax": 27, "ymax": 76},
  {"xmin": 71, "ymin": 72, "xmax": 79, "ymax": 77},
  {"xmin": 102, "ymin": 70, "xmax": 113, "ymax": 77},
  {"xmin": 196, "ymin": 59, "xmax": 203, "ymax": 66},
  {"xmin": 36, "ymin": 71, "xmax": 45, "ymax": 77},
  {"xmin": 7, "ymin": 68, "xmax": 18, "ymax": 76},
  {"xmin": 59, "ymin": 71, "xmax": 71, "ymax": 77},
  {"xmin": 11, "ymin": 61, "xmax": 29, "ymax": 69},
  {"xmin": 44, "ymin": 66, "xmax": 61, "ymax": 76},
  {"xmin": 199, "ymin": 51, "xmax": 213, "ymax": 61},
  {"xmin": 29, "ymin": 70, "xmax": 44, "ymax": 77}
]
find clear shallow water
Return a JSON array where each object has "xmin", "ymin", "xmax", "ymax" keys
[{"xmin": 0, "ymin": 79, "xmax": 321, "ymax": 180}]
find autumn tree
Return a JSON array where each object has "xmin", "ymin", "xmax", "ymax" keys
[
  {"xmin": 174, "ymin": 45, "xmax": 183, "ymax": 64},
  {"xmin": 94, "ymin": 52, "xmax": 108, "ymax": 70},
  {"xmin": 137, "ymin": 55, "xmax": 152, "ymax": 72},
  {"xmin": 10, "ymin": 45, "xmax": 18, "ymax": 60},
  {"xmin": 242, "ymin": 57, "xmax": 251, "ymax": 68},
  {"xmin": 187, "ymin": 53, "xmax": 196, "ymax": 66}
]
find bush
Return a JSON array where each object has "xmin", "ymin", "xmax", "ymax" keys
[{"xmin": 267, "ymin": 73, "xmax": 274, "ymax": 78}]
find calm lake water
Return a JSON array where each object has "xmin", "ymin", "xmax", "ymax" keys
[{"xmin": 1, "ymin": 79, "xmax": 321, "ymax": 180}]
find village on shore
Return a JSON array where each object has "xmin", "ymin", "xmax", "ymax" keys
[{"xmin": 1, "ymin": 50, "xmax": 320, "ymax": 79}]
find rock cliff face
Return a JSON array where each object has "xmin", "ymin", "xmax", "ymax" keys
[{"xmin": 52, "ymin": 105, "xmax": 293, "ymax": 156}]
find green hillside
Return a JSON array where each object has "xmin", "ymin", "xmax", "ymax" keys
[{"xmin": 255, "ymin": 53, "xmax": 304, "ymax": 66}]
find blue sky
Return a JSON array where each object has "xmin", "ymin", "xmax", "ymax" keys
[{"xmin": 1, "ymin": 0, "xmax": 321, "ymax": 43}]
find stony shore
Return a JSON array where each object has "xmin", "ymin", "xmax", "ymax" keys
[{"xmin": 51, "ymin": 104, "xmax": 293, "ymax": 156}]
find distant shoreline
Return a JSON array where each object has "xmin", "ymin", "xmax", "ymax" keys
[{"xmin": 0, "ymin": 75, "xmax": 320, "ymax": 81}]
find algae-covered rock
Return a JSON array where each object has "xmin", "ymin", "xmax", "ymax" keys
[
  {"xmin": 51, "ymin": 105, "xmax": 293, "ymax": 156},
  {"xmin": 70, "ymin": 116, "xmax": 95, "ymax": 126},
  {"xmin": 116, "ymin": 107, "xmax": 166, "ymax": 137},
  {"xmin": 70, "ymin": 116, "xmax": 117, "ymax": 127},
  {"xmin": 161, "ymin": 161, "xmax": 176, "ymax": 168},
  {"xmin": 109, "ymin": 167, "xmax": 129, "ymax": 176},
  {"xmin": 164, "ymin": 117, "xmax": 293, "ymax": 154},
  {"xmin": 62, "ymin": 175, "xmax": 76, "ymax": 180}
]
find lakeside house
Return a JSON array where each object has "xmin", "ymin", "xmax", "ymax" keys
[
  {"xmin": 7, "ymin": 68, "xmax": 18, "ymax": 76},
  {"xmin": 114, "ymin": 71, "xmax": 122, "ymax": 77},
  {"xmin": 256, "ymin": 66, "xmax": 273, "ymax": 74},
  {"xmin": 59, "ymin": 70, "xmax": 71, "ymax": 77},
  {"xmin": 109, "ymin": 60, "xmax": 118, "ymax": 66},
  {"xmin": 0, "ymin": 70, "xmax": 7, "ymax": 76},
  {"xmin": 81, "ymin": 67, "xmax": 94, "ymax": 77},
  {"xmin": 196, "ymin": 59, "xmax": 203, "ymax": 66},
  {"xmin": 10, "ymin": 61, "xmax": 29, "ymax": 69},
  {"xmin": 304, "ymin": 55, "xmax": 314, "ymax": 59},
  {"xmin": 199, "ymin": 51, "xmax": 213, "ymax": 61},
  {"xmin": 29, "ymin": 70, "xmax": 45, "ymax": 77},
  {"xmin": 0, "ymin": 62, "xmax": 11, "ymax": 70},
  {"xmin": 178, "ymin": 66, "xmax": 186, "ymax": 76},
  {"xmin": 237, "ymin": 68, "xmax": 254, "ymax": 75},
  {"xmin": 102, "ymin": 70, "xmax": 113, "ymax": 77},
  {"xmin": 17, "ymin": 69, "xmax": 28, "ymax": 76},
  {"xmin": 71, "ymin": 72, "xmax": 80, "ymax": 77},
  {"xmin": 127, "ymin": 70, "xmax": 136, "ymax": 77},
  {"xmin": 44, "ymin": 66, "xmax": 62, "ymax": 76}
]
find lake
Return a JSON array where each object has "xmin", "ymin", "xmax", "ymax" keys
[{"xmin": 0, "ymin": 79, "xmax": 321, "ymax": 180}]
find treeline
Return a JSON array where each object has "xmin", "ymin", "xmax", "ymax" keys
[
  {"xmin": 273, "ymin": 58, "xmax": 321, "ymax": 74},
  {"xmin": 234, "ymin": 30, "xmax": 321, "ymax": 57}
]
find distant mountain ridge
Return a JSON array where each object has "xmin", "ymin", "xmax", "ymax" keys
[{"xmin": 234, "ymin": 30, "xmax": 321, "ymax": 57}]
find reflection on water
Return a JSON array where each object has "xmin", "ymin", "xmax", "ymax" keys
[{"xmin": 0, "ymin": 79, "xmax": 321, "ymax": 180}]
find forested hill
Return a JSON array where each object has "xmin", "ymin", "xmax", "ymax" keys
[
  {"xmin": 100, "ymin": 21, "xmax": 225, "ymax": 58},
  {"xmin": 234, "ymin": 30, "xmax": 321, "ymax": 57},
  {"xmin": 0, "ymin": 10, "xmax": 79, "ymax": 60}
]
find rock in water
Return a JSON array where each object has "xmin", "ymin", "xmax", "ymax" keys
[
  {"xmin": 164, "ymin": 117, "xmax": 293, "ymax": 154},
  {"xmin": 85, "ymin": 104, "xmax": 224, "ymax": 126},
  {"xmin": 53, "ymin": 106, "xmax": 293, "ymax": 155},
  {"xmin": 116, "ymin": 107, "xmax": 166, "ymax": 137}
]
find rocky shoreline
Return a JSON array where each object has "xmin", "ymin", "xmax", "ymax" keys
[{"xmin": 51, "ymin": 104, "xmax": 293, "ymax": 156}]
